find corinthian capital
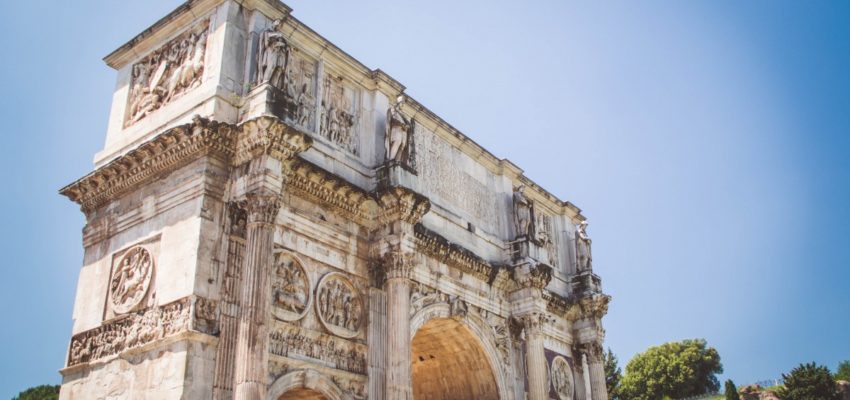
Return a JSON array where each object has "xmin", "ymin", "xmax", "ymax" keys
[
  {"xmin": 579, "ymin": 341, "xmax": 604, "ymax": 362},
  {"xmin": 245, "ymin": 192, "xmax": 281, "ymax": 225},
  {"xmin": 381, "ymin": 249, "xmax": 414, "ymax": 281},
  {"xmin": 514, "ymin": 312, "xmax": 549, "ymax": 336}
]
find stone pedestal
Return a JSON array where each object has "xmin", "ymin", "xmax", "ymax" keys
[{"xmin": 233, "ymin": 193, "xmax": 280, "ymax": 400}]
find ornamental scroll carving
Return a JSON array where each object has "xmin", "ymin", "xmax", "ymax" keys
[
  {"xmin": 551, "ymin": 356, "xmax": 575, "ymax": 400},
  {"xmin": 109, "ymin": 246, "xmax": 154, "ymax": 314},
  {"xmin": 271, "ymin": 253, "xmax": 311, "ymax": 322},
  {"xmin": 127, "ymin": 19, "xmax": 209, "ymax": 125},
  {"xmin": 315, "ymin": 273, "xmax": 363, "ymax": 339}
]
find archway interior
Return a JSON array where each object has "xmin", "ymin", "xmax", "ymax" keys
[
  {"xmin": 412, "ymin": 317, "xmax": 500, "ymax": 400},
  {"xmin": 277, "ymin": 388, "xmax": 329, "ymax": 400}
]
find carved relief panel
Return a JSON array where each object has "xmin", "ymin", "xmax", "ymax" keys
[
  {"xmin": 551, "ymin": 356, "xmax": 575, "ymax": 400},
  {"xmin": 315, "ymin": 272, "xmax": 363, "ymax": 339},
  {"xmin": 271, "ymin": 252, "xmax": 311, "ymax": 322},
  {"xmin": 319, "ymin": 74, "xmax": 359, "ymax": 155},
  {"xmin": 105, "ymin": 239, "xmax": 160, "ymax": 318},
  {"xmin": 126, "ymin": 18, "xmax": 210, "ymax": 126},
  {"xmin": 278, "ymin": 49, "xmax": 318, "ymax": 132}
]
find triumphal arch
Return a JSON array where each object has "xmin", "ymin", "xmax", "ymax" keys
[{"xmin": 58, "ymin": 1, "xmax": 611, "ymax": 399}]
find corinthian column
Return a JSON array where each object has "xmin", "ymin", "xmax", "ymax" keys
[
  {"xmin": 233, "ymin": 192, "xmax": 280, "ymax": 400},
  {"xmin": 520, "ymin": 313, "xmax": 548, "ymax": 400},
  {"xmin": 383, "ymin": 250, "xmax": 413, "ymax": 400},
  {"xmin": 585, "ymin": 342, "xmax": 609, "ymax": 400}
]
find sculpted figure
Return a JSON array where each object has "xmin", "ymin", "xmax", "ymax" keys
[
  {"xmin": 295, "ymin": 83, "xmax": 314, "ymax": 127},
  {"xmin": 513, "ymin": 185, "xmax": 532, "ymax": 238},
  {"xmin": 576, "ymin": 221, "xmax": 592, "ymax": 272},
  {"xmin": 385, "ymin": 95, "xmax": 411, "ymax": 163},
  {"xmin": 256, "ymin": 19, "xmax": 289, "ymax": 87}
]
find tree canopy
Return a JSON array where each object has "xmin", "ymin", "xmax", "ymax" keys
[
  {"xmin": 617, "ymin": 339, "xmax": 723, "ymax": 400},
  {"xmin": 603, "ymin": 347, "xmax": 623, "ymax": 399},
  {"xmin": 835, "ymin": 360, "xmax": 850, "ymax": 382},
  {"xmin": 777, "ymin": 362, "xmax": 840, "ymax": 400},
  {"xmin": 12, "ymin": 385, "xmax": 59, "ymax": 400},
  {"xmin": 724, "ymin": 379, "xmax": 740, "ymax": 400}
]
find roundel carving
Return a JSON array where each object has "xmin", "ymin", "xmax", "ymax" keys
[
  {"xmin": 271, "ymin": 252, "xmax": 311, "ymax": 322},
  {"xmin": 551, "ymin": 356, "xmax": 574, "ymax": 400},
  {"xmin": 110, "ymin": 246, "xmax": 154, "ymax": 314},
  {"xmin": 315, "ymin": 272, "xmax": 363, "ymax": 339}
]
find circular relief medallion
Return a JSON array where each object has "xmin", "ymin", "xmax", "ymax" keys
[
  {"xmin": 315, "ymin": 272, "xmax": 363, "ymax": 339},
  {"xmin": 551, "ymin": 356, "xmax": 574, "ymax": 400},
  {"xmin": 271, "ymin": 252, "xmax": 311, "ymax": 322},
  {"xmin": 110, "ymin": 246, "xmax": 154, "ymax": 314}
]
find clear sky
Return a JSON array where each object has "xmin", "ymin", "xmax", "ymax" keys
[{"xmin": 1, "ymin": 0, "xmax": 848, "ymax": 397}]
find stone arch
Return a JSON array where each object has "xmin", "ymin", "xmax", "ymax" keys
[
  {"xmin": 267, "ymin": 369, "xmax": 352, "ymax": 400},
  {"xmin": 410, "ymin": 302, "xmax": 514, "ymax": 400}
]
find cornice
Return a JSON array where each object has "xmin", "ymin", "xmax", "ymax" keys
[
  {"xmin": 413, "ymin": 224, "xmax": 495, "ymax": 283},
  {"xmin": 283, "ymin": 157, "xmax": 373, "ymax": 224},
  {"xmin": 234, "ymin": 116, "xmax": 312, "ymax": 166},
  {"xmin": 375, "ymin": 186, "xmax": 430, "ymax": 226},
  {"xmin": 60, "ymin": 116, "xmax": 236, "ymax": 214}
]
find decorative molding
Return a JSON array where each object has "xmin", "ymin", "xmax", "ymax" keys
[
  {"xmin": 284, "ymin": 158, "xmax": 372, "ymax": 223},
  {"xmin": 233, "ymin": 116, "xmax": 312, "ymax": 166},
  {"xmin": 413, "ymin": 223, "xmax": 494, "ymax": 282},
  {"xmin": 375, "ymin": 186, "xmax": 430, "ymax": 226},
  {"xmin": 67, "ymin": 296, "xmax": 218, "ymax": 367},
  {"xmin": 61, "ymin": 116, "xmax": 235, "ymax": 213}
]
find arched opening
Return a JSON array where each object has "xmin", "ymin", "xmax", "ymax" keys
[
  {"xmin": 412, "ymin": 317, "xmax": 500, "ymax": 400},
  {"xmin": 276, "ymin": 388, "xmax": 328, "ymax": 400}
]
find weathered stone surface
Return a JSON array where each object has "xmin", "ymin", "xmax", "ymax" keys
[{"xmin": 59, "ymin": 1, "xmax": 610, "ymax": 399}]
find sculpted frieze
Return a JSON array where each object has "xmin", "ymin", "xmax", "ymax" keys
[
  {"xmin": 127, "ymin": 18, "xmax": 209, "ymax": 125},
  {"xmin": 315, "ymin": 273, "xmax": 363, "ymax": 339},
  {"xmin": 67, "ymin": 296, "xmax": 216, "ymax": 367},
  {"xmin": 269, "ymin": 325, "xmax": 367, "ymax": 375},
  {"xmin": 109, "ymin": 246, "xmax": 154, "ymax": 314},
  {"xmin": 271, "ymin": 252, "xmax": 311, "ymax": 322}
]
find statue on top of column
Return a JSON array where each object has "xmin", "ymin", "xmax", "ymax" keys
[
  {"xmin": 256, "ymin": 19, "xmax": 289, "ymax": 87},
  {"xmin": 576, "ymin": 221, "xmax": 593, "ymax": 272},
  {"xmin": 385, "ymin": 95, "xmax": 412, "ymax": 164},
  {"xmin": 513, "ymin": 184, "xmax": 532, "ymax": 239}
]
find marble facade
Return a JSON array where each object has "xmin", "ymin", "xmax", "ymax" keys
[{"xmin": 59, "ymin": 1, "xmax": 610, "ymax": 399}]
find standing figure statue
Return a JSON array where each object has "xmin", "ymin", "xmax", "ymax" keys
[
  {"xmin": 385, "ymin": 95, "xmax": 411, "ymax": 163},
  {"xmin": 256, "ymin": 19, "xmax": 289, "ymax": 87},
  {"xmin": 576, "ymin": 221, "xmax": 592, "ymax": 272},
  {"xmin": 513, "ymin": 184, "xmax": 532, "ymax": 238}
]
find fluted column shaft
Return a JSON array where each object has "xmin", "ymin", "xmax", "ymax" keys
[
  {"xmin": 384, "ymin": 253, "xmax": 413, "ymax": 400},
  {"xmin": 233, "ymin": 193, "xmax": 280, "ymax": 400},
  {"xmin": 586, "ymin": 344, "xmax": 609, "ymax": 400},
  {"xmin": 522, "ymin": 314, "xmax": 548, "ymax": 400}
]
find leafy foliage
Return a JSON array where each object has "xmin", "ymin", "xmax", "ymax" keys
[
  {"xmin": 725, "ymin": 379, "xmax": 741, "ymax": 400},
  {"xmin": 777, "ymin": 362, "xmax": 839, "ymax": 400},
  {"xmin": 604, "ymin": 347, "xmax": 623, "ymax": 399},
  {"xmin": 12, "ymin": 385, "xmax": 60, "ymax": 400},
  {"xmin": 617, "ymin": 339, "xmax": 723, "ymax": 400},
  {"xmin": 835, "ymin": 360, "xmax": 850, "ymax": 382}
]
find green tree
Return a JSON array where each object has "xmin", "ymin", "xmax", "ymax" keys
[
  {"xmin": 617, "ymin": 339, "xmax": 723, "ymax": 400},
  {"xmin": 12, "ymin": 384, "xmax": 60, "ymax": 400},
  {"xmin": 725, "ymin": 379, "xmax": 741, "ymax": 400},
  {"xmin": 835, "ymin": 360, "xmax": 850, "ymax": 382},
  {"xmin": 603, "ymin": 347, "xmax": 623, "ymax": 399},
  {"xmin": 777, "ymin": 362, "xmax": 839, "ymax": 400}
]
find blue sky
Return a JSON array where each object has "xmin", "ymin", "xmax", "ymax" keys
[{"xmin": 1, "ymin": 0, "xmax": 848, "ymax": 397}]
